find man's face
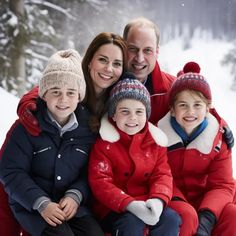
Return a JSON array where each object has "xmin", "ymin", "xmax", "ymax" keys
[{"xmin": 126, "ymin": 26, "xmax": 158, "ymax": 82}]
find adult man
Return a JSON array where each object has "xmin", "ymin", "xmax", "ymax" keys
[{"xmin": 123, "ymin": 17, "xmax": 175, "ymax": 124}]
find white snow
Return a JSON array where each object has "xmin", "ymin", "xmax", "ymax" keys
[{"xmin": 0, "ymin": 87, "xmax": 19, "ymax": 144}]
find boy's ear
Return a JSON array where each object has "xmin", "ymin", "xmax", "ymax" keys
[{"xmin": 170, "ymin": 107, "xmax": 175, "ymax": 116}]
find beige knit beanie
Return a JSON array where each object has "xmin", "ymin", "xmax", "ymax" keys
[{"xmin": 38, "ymin": 49, "xmax": 86, "ymax": 100}]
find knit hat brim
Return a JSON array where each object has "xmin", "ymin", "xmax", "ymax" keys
[
  {"xmin": 39, "ymin": 71, "xmax": 85, "ymax": 98},
  {"xmin": 169, "ymin": 72, "xmax": 212, "ymax": 104}
]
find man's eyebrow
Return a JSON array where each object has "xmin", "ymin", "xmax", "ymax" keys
[{"xmin": 49, "ymin": 87, "xmax": 60, "ymax": 90}]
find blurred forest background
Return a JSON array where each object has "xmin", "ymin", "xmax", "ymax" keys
[{"xmin": 1, "ymin": 0, "xmax": 236, "ymax": 97}]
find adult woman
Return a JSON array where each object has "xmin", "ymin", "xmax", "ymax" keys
[
  {"xmin": 0, "ymin": 32, "xmax": 127, "ymax": 236},
  {"xmin": 82, "ymin": 32, "xmax": 127, "ymax": 132}
]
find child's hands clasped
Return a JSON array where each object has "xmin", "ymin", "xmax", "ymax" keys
[
  {"xmin": 40, "ymin": 197, "xmax": 79, "ymax": 226},
  {"xmin": 146, "ymin": 198, "xmax": 164, "ymax": 224},
  {"xmin": 59, "ymin": 196, "xmax": 79, "ymax": 220},
  {"xmin": 126, "ymin": 200, "xmax": 153, "ymax": 225},
  {"xmin": 126, "ymin": 198, "xmax": 164, "ymax": 226},
  {"xmin": 41, "ymin": 202, "xmax": 66, "ymax": 226}
]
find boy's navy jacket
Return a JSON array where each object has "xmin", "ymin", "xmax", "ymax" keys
[{"xmin": 0, "ymin": 99, "xmax": 97, "ymax": 236}]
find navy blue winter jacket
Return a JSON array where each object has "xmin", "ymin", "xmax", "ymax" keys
[{"xmin": 0, "ymin": 99, "xmax": 97, "ymax": 236}]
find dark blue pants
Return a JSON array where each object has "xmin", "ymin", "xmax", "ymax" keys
[
  {"xmin": 42, "ymin": 215, "xmax": 104, "ymax": 236},
  {"xmin": 102, "ymin": 207, "xmax": 181, "ymax": 236}
]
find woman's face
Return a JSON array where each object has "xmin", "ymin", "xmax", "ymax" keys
[{"xmin": 89, "ymin": 44, "xmax": 123, "ymax": 96}]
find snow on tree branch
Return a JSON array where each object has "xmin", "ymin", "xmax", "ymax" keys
[{"xmin": 25, "ymin": 0, "xmax": 76, "ymax": 20}]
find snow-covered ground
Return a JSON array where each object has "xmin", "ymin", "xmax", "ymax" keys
[
  {"xmin": 1, "ymin": 37, "xmax": 236, "ymax": 176},
  {"xmin": 0, "ymin": 87, "xmax": 19, "ymax": 145}
]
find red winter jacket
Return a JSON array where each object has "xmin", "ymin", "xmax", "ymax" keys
[
  {"xmin": 88, "ymin": 117, "xmax": 173, "ymax": 220},
  {"xmin": 158, "ymin": 111, "xmax": 235, "ymax": 219},
  {"xmin": 149, "ymin": 62, "xmax": 176, "ymax": 124}
]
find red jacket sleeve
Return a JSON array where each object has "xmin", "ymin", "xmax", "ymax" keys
[{"xmin": 16, "ymin": 86, "xmax": 41, "ymax": 136}]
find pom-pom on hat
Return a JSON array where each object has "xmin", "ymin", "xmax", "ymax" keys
[
  {"xmin": 108, "ymin": 72, "xmax": 151, "ymax": 118},
  {"xmin": 183, "ymin": 61, "xmax": 201, "ymax": 73},
  {"xmin": 169, "ymin": 61, "xmax": 212, "ymax": 105},
  {"xmin": 38, "ymin": 49, "xmax": 86, "ymax": 100}
]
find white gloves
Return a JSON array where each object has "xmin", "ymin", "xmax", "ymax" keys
[
  {"xmin": 126, "ymin": 199, "xmax": 164, "ymax": 226},
  {"xmin": 126, "ymin": 200, "xmax": 151, "ymax": 224},
  {"xmin": 146, "ymin": 198, "xmax": 164, "ymax": 224}
]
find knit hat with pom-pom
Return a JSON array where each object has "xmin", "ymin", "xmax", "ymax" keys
[
  {"xmin": 38, "ymin": 49, "xmax": 86, "ymax": 100},
  {"xmin": 169, "ymin": 61, "xmax": 212, "ymax": 104}
]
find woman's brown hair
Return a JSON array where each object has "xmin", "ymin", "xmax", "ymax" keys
[{"xmin": 82, "ymin": 32, "xmax": 127, "ymax": 132}]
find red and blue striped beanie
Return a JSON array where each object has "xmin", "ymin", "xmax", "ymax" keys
[{"xmin": 108, "ymin": 72, "xmax": 151, "ymax": 118}]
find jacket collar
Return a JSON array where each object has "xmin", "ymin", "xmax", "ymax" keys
[
  {"xmin": 99, "ymin": 114, "xmax": 168, "ymax": 147},
  {"xmin": 47, "ymin": 110, "xmax": 78, "ymax": 137},
  {"xmin": 151, "ymin": 61, "xmax": 171, "ymax": 93},
  {"xmin": 158, "ymin": 112, "xmax": 219, "ymax": 154},
  {"xmin": 36, "ymin": 99, "xmax": 96, "ymax": 142}
]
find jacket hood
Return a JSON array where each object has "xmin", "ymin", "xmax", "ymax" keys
[
  {"xmin": 158, "ymin": 112, "xmax": 220, "ymax": 154},
  {"xmin": 99, "ymin": 114, "xmax": 168, "ymax": 147}
]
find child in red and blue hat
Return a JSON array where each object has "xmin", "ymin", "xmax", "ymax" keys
[{"xmin": 159, "ymin": 62, "xmax": 236, "ymax": 236}]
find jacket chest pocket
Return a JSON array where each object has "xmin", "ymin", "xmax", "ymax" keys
[
  {"xmin": 33, "ymin": 146, "xmax": 52, "ymax": 156},
  {"xmin": 184, "ymin": 153, "xmax": 212, "ymax": 174},
  {"xmin": 32, "ymin": 146, "xmax": 54, "ymax": 175},
  {"xmin": 75, "ymin": 148, "xmax": 88, "ymax": 156},
  {"xmin": 68, "ymin": 147, "xmax": 89, "ymax": 169}
]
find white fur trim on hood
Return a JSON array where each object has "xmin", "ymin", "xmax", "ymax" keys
[
  {"xmin": 158, "ymin": 112, "xmax": 219, "ymax": 154},
  {"xmin": 99, "ymin": 114, "xmax": 168, "ymax": 147}
]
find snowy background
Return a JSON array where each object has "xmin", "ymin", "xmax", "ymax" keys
[{"xmin": 1, "ymin": 37, "xmax": 236, "ymax": 176}]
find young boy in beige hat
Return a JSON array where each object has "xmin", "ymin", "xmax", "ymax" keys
[{"xmin": 0, "ymin": 49, "xmax": 104, "ymax": 236}]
